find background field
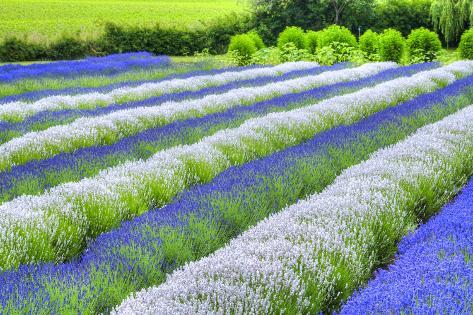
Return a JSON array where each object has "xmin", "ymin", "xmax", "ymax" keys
[{"xmin": 0, "ymin": 0, "xmax": 248, "ymax": 42}]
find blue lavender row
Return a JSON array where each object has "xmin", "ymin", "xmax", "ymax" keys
[
  {"xmin": 0, "ymin": 63, "xmax": 347, "ymax": 137},
  {"xmin": 0, "ymin": 62, "xmax": 263, "ymax": 104},
  {"xmin": 0, "ymin": 52, "xmax": 153, "ymax": 72},
  {"xmin": 0, "ymin": 53, "xmax": 172, "ymax": 83},
  {"xmin": 0, "ymin": 63, "xmax": 431, "ymax": 203},
  {"xmin": 340, "ymin": 176, "xmax": 473, "ymax": 314},
  {"xmin": 1, "ymin": 68, "xmax": 471, "ymax": 314}
]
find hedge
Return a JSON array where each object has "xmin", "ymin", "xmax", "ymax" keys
[{"xmin": 0, "ymin": 14, "xmax": 254, "ymax": 62}]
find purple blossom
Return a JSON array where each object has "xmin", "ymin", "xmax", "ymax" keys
[{"xmin": 0, "ymin": 69, "xmax": 470, "ymax": 314}]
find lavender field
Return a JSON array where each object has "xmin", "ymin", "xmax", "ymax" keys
[{"xmin": 0, "ymin": 53, "xmax": 472, "ymax": 314}]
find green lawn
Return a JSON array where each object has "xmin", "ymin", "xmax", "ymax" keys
[{"xmin": 0, "ymin": 0, "xmax": 248, "ymax": 43}]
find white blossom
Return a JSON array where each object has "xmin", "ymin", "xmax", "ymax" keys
[
  {"xmin": 0, "ymin": 62, "xmax": 470, "ymax": 270},
  {"xmin": 0, "ymin": 62, "xmax": 319, "ymax": 121},
  {"xmin": 0, "ymin": 62, "xmax": 397, "ymax": 172},
  {"xmin": 114, "ymin": 104, "xmax": 473, "ymax": 315}
]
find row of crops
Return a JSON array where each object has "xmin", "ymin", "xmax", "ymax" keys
[{"xmin": 0, "ymin": 54, "xmax": 472, "ymax": 313}]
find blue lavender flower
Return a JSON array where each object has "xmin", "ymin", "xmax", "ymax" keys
[
  {"xmin": 339, "ymin": 176, "xmax": 473, "ymax": 314},
  {"xmin": 0, "ymin": 68, "xmax": 470, "ymax": 314},
  {"xmin": 0, "ymin": 63, "xmax": 345, "ymax": 138},
  {"xmin": 0, "ymin": 52, "xmax": 172, "ymax": 84},
  {"xmin": 0, "ymin": 61, "xmax": 262, "ymax": 103},
  {"xmin": 0, "ymin": 63, "xmax": 435, "ymax": 203}
]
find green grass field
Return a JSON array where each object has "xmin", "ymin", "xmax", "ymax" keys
[{"xmin": 0, "ymin": 0, "xmax": 248, "ymax": 43}]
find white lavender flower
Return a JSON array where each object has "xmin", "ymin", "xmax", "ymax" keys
[
  {"xmin": 114, "ymin": 104, "xmax": 473, "ymax": 315},
  {"xmin": 0, "ymin": 62, "xmax": 397, "ymax": 172},
  {"xmin": 0, "ymin": 62, "xmax": 470, "ymax": 270},
  {"xmin": 0, "ymin": 62, "xmax": 320, "ymax": 121}
]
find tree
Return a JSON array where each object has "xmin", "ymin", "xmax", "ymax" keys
[
  {"xmin": 251, "ymin": 0, "xmax": 375, "ymax": 43},
  {"xmin": 430, "ymin": 0, "xmax": 473, "ymax": 45},
  {"xmin": 372, "ymin": 0, "xmax": 432, "ymax": 36},
  {"xmin": 328, "ymin": 0, "xmax": 351, "ymax": 24}
]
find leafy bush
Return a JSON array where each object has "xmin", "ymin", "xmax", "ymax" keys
[
  {"xmin": 378, "ymin": 28, "xmax": 405, "ymax": 62},
  {"xmin": 227, "ymin": 34, "xmax": 257, "ymax": 65},
  {"xmin": 279, "ymin": 43, "xmax": 313, "ymax": 62},
  {"xmin": 406, "ymin": 28, "xmax": 442, "ymax": 62},
  {"xmin": 313, "ymin": 42, "xmax": 365, "ymax": 65},
  {"xmin": 0, "ymin": 38, "xmax": 47, "ymax": 62},
  {"xmin": 247, "ymin": 31, "xmax": 266, "ymax": 50},
  {"xmin": 103, "ymin": 14, "xmax": 255, "ymax": 56},
  {"xmin": 314, "ymin": 46, "xmax": 337, "ymax": 65},
  {"xmin": 317, "ymin": 25, "xmax": 357, "ymax": 49},
  {"xmin": 277, "ymin": 26, "xmax": 306, "ymax": 50},
  {"xmin": 459, "ymin": 28, "xmax": 473, "ymax": 59},
  {"xmin": 251, "ymin": 47, "xmax": 281, "ymax": 64},
  {"xmin": 48, "ymin": 37, "xmax": 89, "ymax": 60},
  {"xmin": 305, "ymin": 30, "xmax": 319, "ymax": 53},
  {"xmin": 359, "ymin": 29, "xmax": 379, "ymax": 57}
]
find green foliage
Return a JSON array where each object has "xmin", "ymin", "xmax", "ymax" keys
[
  {"xmin": 459, "ymin": 28, "xmax": 473, "ymax": 59},
  {"xmin": 314, "ymin": 46, "xmax": 337, "ymax": 65},
  {"xmin": 103, "ymin": 14, "xmax": 254, "ymax": 56},
  {"xmin": 48, "ymin": 37, "xmax": 88, "ymax": 60},
  {"xmin": 406, "ymin": 28, "xmax": 442, "ymax": 62},
  {"xmin": 305, "ymin": 30, "xmax": 320, "ymax": 53},
  {"xmin": 378, "ymin": 28, "xmax": 405, "ymax": 62},
  {"xmin": 373, "ymin": 0, "xmax": 432, "ymax": 36},
  {"xmin": 277, "ymin": 26, "xmax": 307, "ymax": 50},
  {"xmin": 435, "ymin": 48, "xmax": 460, "ymax": 63},
  {"xmin": 227, "ymin": 34, "xmax": 257, "ymax": 65},
  {"xmin": 250, "ymin": 47, "xmax": 281, "ymax": 64},
  {"xmin": 247, "ymin": 31, "xmax": 266, "ymax": 50},
  {"xmin": 314, "ymin": 42, "xmax": 366, "ymax": 65},
  {"xmin": 251, "ymin": 0, "xmax": 375, "ymax": 44},
  {"xmin": 317, "ymin": 25, "xmax": 357, "ymax": 49},
  {"xmin": 0, "ymin": 14, "xmax": 254, "ymax": 62},
  {"xmin": 0, "ymin": 38, "xmax": 46, "ymax": 62},
  {"xmin": 359, "ymin": 29, "xmax": 379, "ymax": 57},
  {"xmin": 278, "ymin": 42, "xmax": 313, "ymax": 62},
  {"xmin": 431, "ymin": 0, "xmax": 473, "ymax": 46}
]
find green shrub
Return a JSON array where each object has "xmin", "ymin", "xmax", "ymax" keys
[
  {"xmin": 459, "ymin": 28, "xmax": 473, "ymax": 59},
  {"xmin": 205, "ymin": 13, "xmax": 255, "ymax": 54},
  {"xmin": 279, "ymin": 43, "xmax": 312, "ymax": 62},
  {"xmin": 247, "ymin": 31, "xmax": 265, "ymax": 50},
  {"xmin": 48, "ymin": 37, "xmax": 89, "ymax": 60},
  {"xmin": 0, "ymin": 14, "xmax": 255, "ymax": 62},
  {"xmin": 305, "ymin": 30, "xmax": 319, "ymax": 54},
  {"xmin": 317, "ymin": 25, "xmax": 357, "ymax": 49},
  {"xmin": 314, "ymin": 46, "xmax": 337, "ymax": 65},
  {"xmin": 378, "ymin": 28, "xmax": 405, "ymax": 62},
  {"xmin": 0, "ymin": 38, "xmax": 46, "ymax": 62},
  {"xmin": 359, "ymin": 29, "xmax": 379, "ymax": 56},
  {"xmin": 277, "ymin": 26, "xmax": 306, "ymax": 50},
  {"xmin": 251, "ymin": 47, "xmax": 281, "ymax": 64},
  {"xmin": 406, "ymin": 28, "xmax": 442, "ymax": 62},
  {"xmin": 313, "ymin": 41, "xmax": 366, "ymax": 65},
  {"xmin": 227, "ymin": 34, "xmax": 257, "ymax": 65}
]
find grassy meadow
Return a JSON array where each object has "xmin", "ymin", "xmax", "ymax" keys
[{"xmin": 0, "ymin": 0, "xmax": 248, "ymax": 42}]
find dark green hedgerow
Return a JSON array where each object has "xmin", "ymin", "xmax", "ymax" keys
[{"xmin": 0, "ymin": 14, "xmax": 255, "ymax": 62}]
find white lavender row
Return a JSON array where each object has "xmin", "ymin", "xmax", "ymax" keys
[
  {"xmin": 0, "ymin": 62, "xmax": 395, "ymax": 172},
  {"xmin": 0, "ymin": 62, "xmax": 319, "ymax": 122},
  {"xmin": 114, "ymin": 104, "xmax": 473, "ymax": 315},
  {"xmin": 0, "ymin": 62, "xmax": 468, "ymax": 270}
]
